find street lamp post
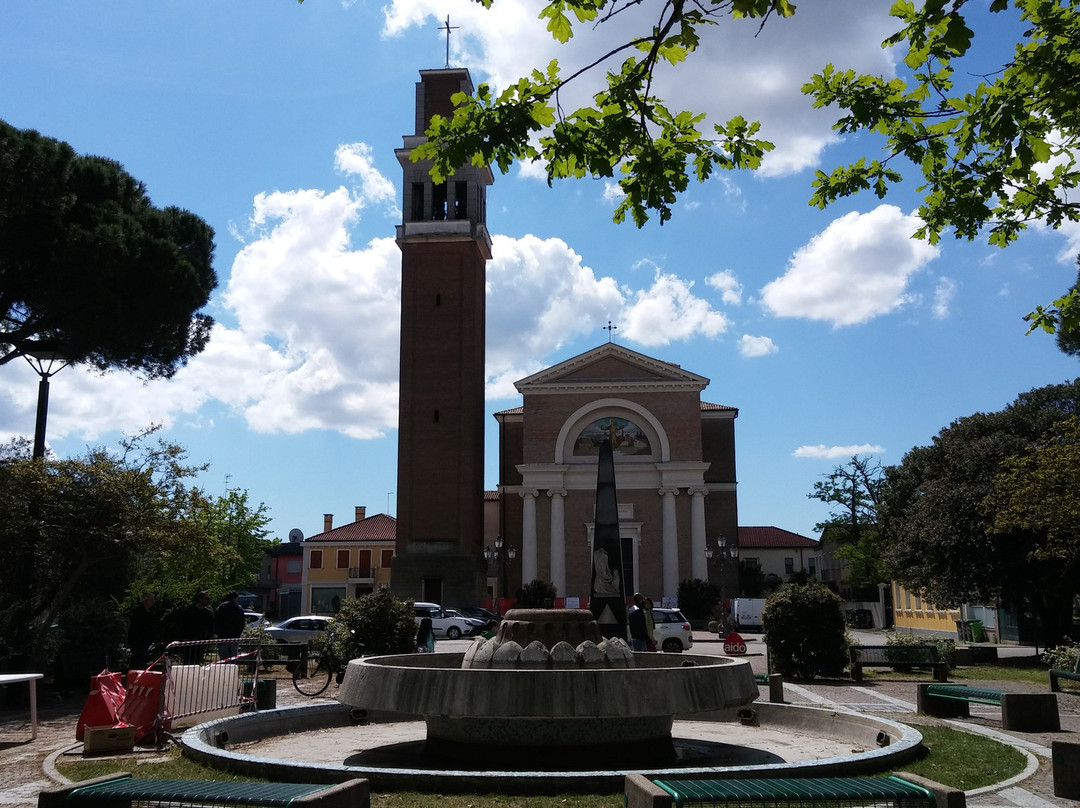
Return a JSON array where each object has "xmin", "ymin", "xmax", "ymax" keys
[
  {"xmin": 483, "ymin": 535, "xmax": 517, "ymax": 615},
  {"xmin": 23, "ymin": 347, "xmax": 71, "ymax": 460},
  {"xmin": 705, "ymin": 534, "xmax": 739, "ymax": 630}
]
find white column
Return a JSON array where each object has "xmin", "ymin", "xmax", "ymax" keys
[
  {"xmin": 548, "ymin": 489, "xmax": 567, "ymax": 597},
  {"xmin": 521, "ymin": 489, "xmax": 539, "ymax": 583},
  {"xmin": 659, "ymin": 488, "xmax": 679, "ymax": 602},
  {"xmin": 690, "ymin": 487, "xmax": 708, "ymax": 580}
]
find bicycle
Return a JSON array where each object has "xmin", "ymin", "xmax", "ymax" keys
[{"xmin": 292, "ymin": 629, "xmax": 362, "ymax": 697}]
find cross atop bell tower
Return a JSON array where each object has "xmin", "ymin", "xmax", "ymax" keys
[{"xmin": 392, "ymin": 69, "xmax": 494, "ymax": 606}]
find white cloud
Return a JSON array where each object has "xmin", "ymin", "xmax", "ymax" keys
[
  {"xmin": 793, "ymin": 444, "xmax": 885, "ymax": 459},
  {"xmin": 484, "ymin": 233, "xmax": 624, "ymax": 390},
  {"xmin": 932, "ymin": 277, "xmax": 957, "ymax": 319},
  {"xmin": 738, "ymin": 335, "xmax": 777, "ymax": 357},
  {"xmin": 334, "ymin": 142, "xmax": 398, "ymax": 209},
  {"xmin": 620, "ymin": 272, "xmax": 731, "ymax": 346},
  {"xmin": 760, "ymin": 205, "xmax": 941, "ymax": 327},
  {"xmin": 603, "ymin": 182, "xmax": 626, "ymax": 202},
  {"xmin": 707, "ymin": 270, "xmax": 743, "ymax": 305}
]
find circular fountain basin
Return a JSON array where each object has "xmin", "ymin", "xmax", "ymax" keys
[
  {"xmin": 180, "ymin": 700, "xmax": 925, "ymax": 794},
  {"xmin": 338, "ymin": 651, "xmax": 758, "ymax": 746}
]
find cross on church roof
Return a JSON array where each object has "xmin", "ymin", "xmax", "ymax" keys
[
  {"xmin": 438, "ymin": 15, "xmax": 459, "ymax": 69},
  {"xmin": 603, "ymin": 320, "xmax": 618, "ymax": 343}
]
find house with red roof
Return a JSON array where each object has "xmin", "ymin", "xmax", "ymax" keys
[
  {"xmin": 737, "ymin": 526, "xmax": 820, "ymax": 583},
  {"xmin": 301, "ymin": 507, "xmax": 397, "ymax": 615}
]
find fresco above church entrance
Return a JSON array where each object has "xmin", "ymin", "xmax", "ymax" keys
[{"xmin": 573, "ymin": 417, "xmax": 652, "ymax": 457}]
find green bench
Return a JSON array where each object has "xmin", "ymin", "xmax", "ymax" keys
[
  {"xmin": 849, "ymin": 645, "xmax": 948, "ymax": 683},
  {"xmin": 917, "ymin": 683, "xmax": 1059, "ymax": 732},
  {"xmin": 624, "ymin": 773, "xmax": 964, "ymax": 808},
  {"xmin": 38, "ymin": 774, "xmax": 369, "ymax": 808},
  {"xmin": 1049, "ymin": 655, "xmax": 1080, "ymax": 692}
]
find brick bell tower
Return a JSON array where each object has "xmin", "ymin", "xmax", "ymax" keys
[{"xmin": 390, "ymin": 68, "xmax": 493, "ymax": 606}]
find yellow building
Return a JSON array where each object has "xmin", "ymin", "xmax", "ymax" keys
[
  {"xmin": 301, "ymin": 507, "xmax": 397, "ymax": 615},
  {"xmin": 891, "ymin": 581, "xmax": 960, "ymax": 635}
]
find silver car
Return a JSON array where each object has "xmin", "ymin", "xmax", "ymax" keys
[{"xmin": 263, "ymin": 615, "xmax": 329, "ymax": 644}]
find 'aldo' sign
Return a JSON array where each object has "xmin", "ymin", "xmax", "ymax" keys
[{"xmin": 723, "ymin": 631, "xmax": 748, "ymax": 655}]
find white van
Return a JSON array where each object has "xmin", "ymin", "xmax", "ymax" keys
[
  {"xmin": 731, "ymin": 598, "xmax": 766, "ymax": 630},
  {"xmin": 413, "ymin": 601, "xmax": 484, "ymax": 639}
]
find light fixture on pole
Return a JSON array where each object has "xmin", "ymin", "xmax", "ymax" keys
[
  {"xmin": 705, "ymin": 534, "xmax": 739, "ymax": 627},
  {"xmin": 23, "ymin": 344, "xmax": 71, "ymax": 460},
  {"xmin": 483, "ymin": 535, "xmax": 517, "ymax": 616}
]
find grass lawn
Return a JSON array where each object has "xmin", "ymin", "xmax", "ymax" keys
[{"xmin": 56, "ymin": 721, "xmax": 1026, "ymax": 807}]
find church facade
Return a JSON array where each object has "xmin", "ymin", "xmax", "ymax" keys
[{"xmin": 495, "ymin": 343, "xmax": 739, "ymax": 606}]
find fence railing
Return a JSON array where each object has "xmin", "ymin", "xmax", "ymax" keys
[{"xmin": 159, "ymin": 638, "xmax": 273, "ymax": 729}]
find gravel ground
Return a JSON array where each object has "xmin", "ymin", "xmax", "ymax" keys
[{"xmin": 2, "ymin": 647, "xmax": 1078, "ymax": 808}]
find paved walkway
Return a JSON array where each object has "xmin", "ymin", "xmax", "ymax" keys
[{"xmin": 2, "ymin": 639, "xmax": 1077, "ymax": 807}]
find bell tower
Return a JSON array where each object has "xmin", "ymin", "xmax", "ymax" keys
[{"xmin": 391, "ymin": 69, "xmax": 494, "ymax": 606}]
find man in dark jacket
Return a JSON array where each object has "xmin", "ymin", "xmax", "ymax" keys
[
  {"xmin": 128, "ymin": 592, "xmax": 160, "ymax": 670},
  {"xmin": 214, "ymin": 591, "xmax": 246, "ymax": 660},
  {"xmin": 627, "ymin": 592, "xmax": 649, "ymax": 651},
  {"xmin": 174, "ymin": 590, "xmax": 215, "ymax": 663}
]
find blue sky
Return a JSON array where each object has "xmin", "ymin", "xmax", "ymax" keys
[{"xmin": 2, "ymin": 0, "xmax": 1077, "ymax": 545}]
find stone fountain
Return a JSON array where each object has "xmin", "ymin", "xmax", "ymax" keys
[{"xmin": 337, "ymin": 607, "xmax": 758, "ymax": 764}]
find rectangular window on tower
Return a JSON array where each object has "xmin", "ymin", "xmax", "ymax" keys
[
  {"xmin": 454, "ymin": 181, "xmax": 468, "ymax": 219},
  {"xmin": 432, "ymin": 183, "xmax": 447, "ymax": 220},
  {"xmin": 410, "ymin": 183, "xmax": 424, "ymax": 221}
]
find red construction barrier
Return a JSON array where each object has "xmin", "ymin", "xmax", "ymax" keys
[
  {"xmin": 75, "ymin": 670, "xmax": 126, "ymax": 741},
  {"xmin": 118, "ymin": 669, "xmax": 165, "ymax": 743}
]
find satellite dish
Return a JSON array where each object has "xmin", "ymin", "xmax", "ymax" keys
[{"xmin": 288, "ymin": 528, "xmax": 304, "ymax": 543}]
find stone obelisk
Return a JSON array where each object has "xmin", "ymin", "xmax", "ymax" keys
[{"xmin": 589, "ymin": 438, "xmax": 628, "ymax": 639}]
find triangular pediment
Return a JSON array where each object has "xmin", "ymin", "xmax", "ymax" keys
[{"xmin": 515, "ymin": 343, "xmax": 708, "ymax": 394}]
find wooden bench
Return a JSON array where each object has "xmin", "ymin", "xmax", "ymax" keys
[
  {"xmin": 1049, "ymin": 655, "xmax": 1080, "ymax": 692},
  {"xmin": 38, "ymin": 773, "xmax": 369, "ymax": 808},
  {"xmin": 917, "ymin": 683, "xmax": 1060, "ymax": 732},
  {"xmin": 850, "ymin": 645, "xmax": 948, "ymax": 682},
  {"xmin": 625, "ymin": 773, "xmax": 965, "ymax": 808}
]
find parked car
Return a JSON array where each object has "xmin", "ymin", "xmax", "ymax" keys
[
  {"xmin": 413, "ymin": 602, "xmax": 482, "ymax": 640},
  {"xmin": 244, "ymin": 611, "xmax": 271, "ymax": 628},
  {"xmin": 651, "ymin": 608, "xmax": 693, "ymax": 652},
  {"xmin": 454, "ymin": 606, "xmax": 502, "ymax": 626},
  {"xmin": 263, "ymin": 615, "xmax": 330, "ymax": 644}
]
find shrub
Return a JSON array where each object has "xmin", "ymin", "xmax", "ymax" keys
[
  {"xmin": 884, "ymin": 631, "xmax": 956, "ymax": 669},
  {"xmin": 762, "ymin": 581, "xmax": 848, "ymax": 680},
  {"xmin": 515, "ymin": 579, "xmax": 557, "ymax": 608},
  {"xmin": 1042, "ymin": 638, "xmax": 1080, "ymax": 671},
  {"xmin": 326, "ymin": 589, "xmax": 416, "ymax": 660},
  {"xmin": 677, "ymin": 578, "xmax": 720, "ymax": 622}
]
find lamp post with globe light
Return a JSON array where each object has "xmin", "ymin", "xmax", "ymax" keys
[
  {"xmin": 705, "ymin": 535, "xmax": 739, "ymax": 631},
  {"xmin": 483, "ymin": 535, "xmax": 517, "ymax": 615}
]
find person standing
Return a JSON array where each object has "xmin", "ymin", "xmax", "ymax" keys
[
  {"xmin": 128, "ymin": 592, "xmax": 160, "ymax": 671},
  {"xmin": 415, "ymin": 617, "xmax": 435, "ymax": 653},
  {"xmin": 627, "ymin": 592, "xmax": 648, "ymax": 651},
  {"xmin": 644, "ymin": 597, "xmax": 657, "ymax": 652},
  {"xmin": 174, "ymin": 590, "xmax": 215, "ymax": 663},
  {"xmin": 214, "ymin": 590, "xmax": 246, "ymax": 660}
]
